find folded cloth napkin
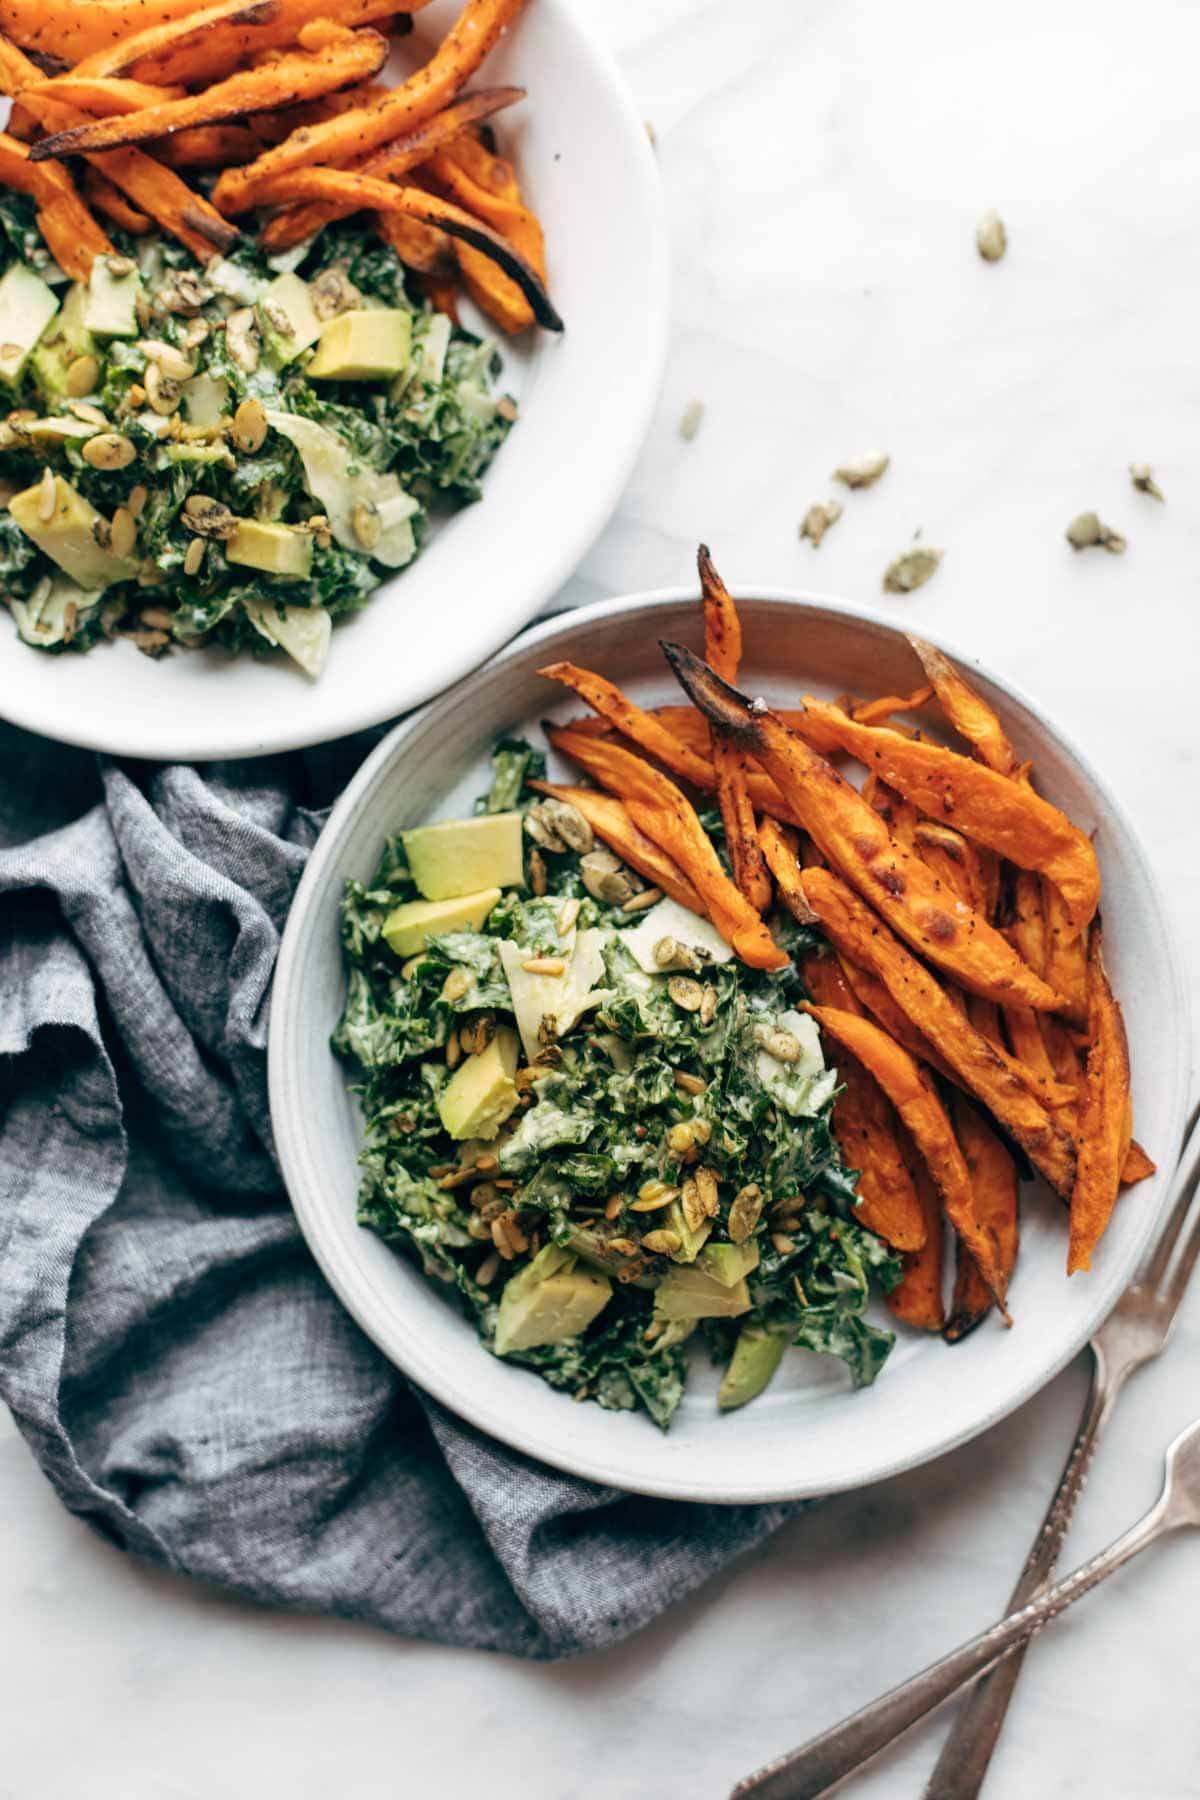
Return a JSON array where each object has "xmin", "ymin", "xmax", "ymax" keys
[{"xmin": 0, "ymin": 719, "xmax": 796, "ymax": 1658}]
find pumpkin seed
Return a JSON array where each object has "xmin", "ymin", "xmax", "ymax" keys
[
  {"xmin": 975, "ymin": 208, "xmax": 1007, "ymax": 262},
  {"xmin": 883, "ymin": 546, "xmax": 944, "ymax": 593},
  {"xmin": 834, "ymin": 451, "xmax": 890, "ymax": 489},
  {"xmin": 231, "ymin": 396, "xmax": 268, "ymax": 454},
  {"xmin": 799, "ymin": 499, "xmax": 842, "ymax": 547},
  {"xmin": 82, "ymin": 432, "xmax": 135, "ymax": 471},
  {"xmin": 65, "ymin": 354, "xmax": 100, "ymax": 398},
  {"xmin": 1065, "ymin": 512, "xmax": 1125, "ymax": 555}
]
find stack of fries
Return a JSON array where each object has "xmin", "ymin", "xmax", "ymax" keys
[
  {"xmin": 536, "ymin": 546, "xmax": 1153, "ymax": 1336},
  {"xmin": 0, "ymin": 0, "xmax": 559, "ymax": 329}
]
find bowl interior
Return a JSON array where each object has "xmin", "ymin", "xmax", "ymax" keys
[
  {"xmin": 270, "ymin": 592, "xmax": 1187, "ymax": 1502},
  {"xmin": 0, "ymin": 0, "xmax": 668, "ymax": 760}
]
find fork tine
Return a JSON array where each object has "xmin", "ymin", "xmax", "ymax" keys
[
  {"xmin": 1162, "ymin": 1157, "xmax": 1200, "ymax": 1314},
  {"xmin": 1141, "ymin": 1104, "xmax": 1200, "ymax": 1293}
]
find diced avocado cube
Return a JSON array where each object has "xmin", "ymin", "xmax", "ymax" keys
[
  {"xmin": 654, "ymin": 1263, "xmax": 751, "ymax": 1323},
  {"xmin": 8, "ymin": 474, "xmax": 138, "ymax": 589},
  {"xmin": 181, "ymin": 372, "xmax": 229, "ymax": 427},
  {"xmin": 717, "ymin": 1324, "xmax": 788, "ymax": 1412},
  {"xmin": 307, "ymin": 308, "xmax": 412, "ymax": 381},
  {"xmin": 402, "ymin": 813, "xmax": 524, "ymax": 902},
  {"xmin": 226, "ymin": 519, "xmax": 313, "ymax": 579},
  {"xmin": 257, "ymin": 272, "xmax": 322, "ymax": 368},
  {"xmin": 437, "ymin": 1024, "xmax": 520, "ymax": 1142},
  {"xmin": 382, "ymin": 887, "xmax": 502, "ymax": 958},
  {"xmin": 494, "ymin": 1244, "xmax": 611, "ymax": 1356},
  {"xmin": 0, "ymin": 262, "xmax": 60, "ymax": 387},
  {"xmin": 30, "ymin": 281, "xmax": 94, "ymax": 398},
  {"xmin": 664, "ymin": 1197, "xmax": 712, "ymax": 1266},
  {"xmin": 83, "ymin": 255, "xmax": 142, "ymax": 340},
  {"xmin": 699, "ymin": 1242, "xmax": 761, "ymax": 1288}
]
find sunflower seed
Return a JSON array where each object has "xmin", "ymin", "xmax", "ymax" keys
[
  {"xmin": 110, "ymin": 507, "xmax": 137, "ymax": 558},
  {"xmin": 674, "ymin": 1070, "xmax": 706, "ymax": 1095},
  {"xmin": 621, "ymin": 885, "xmax": 663, "ymax": 914},
  {"xmin": 475, "ymin": 1252, "xmax": 500, "ymax": 1287},
  {"xmin": 183, "ymin": 536, "xmax": 205, "ymax": 577},
  {"xmin": 137, "ymin": 338, "xmax": 195, "ymax": 381},
  {"xmin": 522, "ymin": 956, "xmax": 566, "ymax": 976},
  {"xmin": 529, "ymin": 847, "xmax": 547, "ymax": 895},
  {"xmin": 36, "ymin": 465, "xmax": 55, "ymax": 522}
]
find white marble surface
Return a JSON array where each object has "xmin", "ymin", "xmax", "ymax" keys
[{"xmin": 4, "ymin": 1, "xmax": 1200, "ymax": 1795}]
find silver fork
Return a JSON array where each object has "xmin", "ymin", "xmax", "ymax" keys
[
  {"xmin": 731, "ymin": 1410, "xmax": 1200, "ymax": 1800},
  {"xmin": 730, "ymin": 1097, "xmax": 1200, "ymax": 1800}
]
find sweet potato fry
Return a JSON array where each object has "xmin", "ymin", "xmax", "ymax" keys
[
  {"xmin": 886, "ymin": 1128, "xmax": 946, "ymax": 1330},
  {"xmin": 1068, "ymin": 928, "xmax": 1132, "ymax": 1273},
  {"xmin": 853, "ymin": 684, "xmax": 934, "ymax": 727},
  {"xmin": 795, "ymin": 696, "xmax": 1101, "ymax": 934},
  {"xmin": 913, "ymin": 820, "xmax": 988, "ymax": 913},
  {"xmin": 908, "ymin": 635, "xmax": 1018, "ymax": 776},
  {"xmin": 526, "ymin": 780, "xmax": 705, "ymax": 916},
  {"xmin": 235, "ymin": 169, "xmax": 562, "ymax": 329},
  {"xmin": 376, "ymin": 210, "xmax": 454, "ymax": 274},
  {"xmin": 544, "ymin": 727, "xmax": 787, "ymax": 971},
  {"xmin": 137, "ymin": 0, "xmax": 406, "ymax": 86},
  {"xmin": 943, "ymin": 1094, "xmax": 1020, "ymax": 1341},
  {"xmin": 83, "ymin": 165, "xmax": 152, "ymax": 235},
  {"xmin": 836, "ymin": 955, "xmax": 957, "ymax": 1082},
  {"xmin": 0, "ymin": 0, "xmax": 255, "ymax": 63},
  {"xmin": 23, "ymin": 76, "xmax": 187, "ymax": 115},
  {"xmin": 30, "ymin": 32, "xmax": 390, "ymax": 160},
  {"xmin": 1042, "ymin": 876, "xmax": 1089, "ymax": 1027},
  {"xmin": 417, "ymin": 267, "xmax": 461, "ymax": 319},
  {"xmin": 697, "ymin": 546, "xmax": 772, "ymax": 912},
  {"xmin": 1122, "ymin": 1140, "xmax": 1156, "ymax": 1187},
  {"xmin": 541, "ymin": 661, "xmax": 718, "ymax": 791},
  {"xmin": 66, "ymin": 0, "xmax": 280, "ymax": 77},
  {"xmin": 661, "ymin": 642, "xmax": 1068, "ymax": 1013},
  {"xmin": 429, "ymin": 134, "xmax": 544, "ymax": 333},
  {"xmin": 863, "ymin": 774, "xmax": 917, "ymax": 850},
  {"xmin": 257, "ymin": 85, "xmax": 520, "ymax": 250},
  {"xmin": 156, "ymin": 124, "xmax": 265, "ymax": 168},
  {"xmin": 800, "ymin": 867, "xmax": 1078, "ymax": 1196},
  {"xmin": 0, "ymin": 132, "xmax": 113, "ymax": 279},
  {"xmin": 212, "ymin": 0, "xmax": 527, "ymax": 215},
  {"xmin": 802, "ymin": 1003, "xmax": 1010, "ymax": 1314},
  {"xmin": 13, "ymin": 76, "xmax": 238, "ymax": 258},
  {"xmin": 758, "ymin": 819, "xmax": 818, "ymax": 924}
]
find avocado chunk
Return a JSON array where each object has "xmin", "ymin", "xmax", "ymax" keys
[
  {"xmin": 241, "ymin": 598, "xmax": 331, "ymax": 678},
  {"xmin": 257, "ymin": 272, "xmax": 322, "ymax": 368},
  {"xmin": 382, "ymin": 887, "xmax": 502, "ymax": 957},
  {"xmin": 307, "ymin": 308, "xmax": 412, "ymax": 381},
  {"xmin": 403, "ymin": 812, "xmax": 524, "ymax": 901},
  {"xmin": 9, "ymin": 474, "xmax": 138, "ymax": 589},
  {"xmin": 182, "ymin": 372, "xmax": 229, "ymax": 427},
  {"xmin": 494, "ymin": 1243, "xmax": 612, "ymax": 1356},
  {"xmin": 664, "ymin": 1196, "xmax": 712, "ymax": 1266},
  {"xmin": 83, "ymin": 255, "xmax": 142, "ymax": 340},
  {"xmin": 437, "ymin": 1024, "xmax": 520, "ymax": 1141},
  {"xmin": 226, "ymin": 519, "xmax": 314, "ymax": 578},
  {"xmin": 654, "ymin": 1263, "xmax": 752, "ymax": 1323},
  {"xmin": 30, "ymin": 281, "xmax": 95, "ymax": 398},
  {"xmin": 718, "ymin": 1324, "xmax": 788, "ymax": 1412},
  {"xmin": 699, "ymin": 1242, "xmax": 761, "ymax": 1287},
  {"xmin": 0, "ymin": 262, "xmax": 59, "ymax": 387}
]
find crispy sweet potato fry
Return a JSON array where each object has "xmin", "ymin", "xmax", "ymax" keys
[
  {"xmin": 944, "ymin": 1094, "xmax": 1020, "ymax": 1341},
  {"xmin": 30, "ymin": 31, "xmax": 390, "ymax": 159},
  {"xmin": 697, "ymin": 547, "xmax": 772, "ymax": 911},
  {"xmin": 795, "ymin": 696, "xmax": 1101, "ymax": 934},
  {"xmin": 863, "ymin": 774, "xmax": 917, "ymax": 850},
  {"xmin": 526, "ymin": 780, "xmax": 705, "ymax": 916},
  {"xmin": 236, "ymin": 168, "xmax": 562, "ymax": 329},
  {"xmin": 67, "ymin": 0, "xmax": 280, "ymax": 77},
  {"xmin": 800, "ymin": 867, "xmax": 1078, "ymax": 1196},
  {"xmin": 1001, "ymin": 868, "xmax": 1070, "ymax": 1106},
  {"xmin": 853, "ymin": 684, "xmax": 934, "ymax": 727},
  {"xmin": 758, "ymin": 819, "xmax": 817, "ymax": 924},
  {"xmin": 12, "ymin": 73, "xmax": 238, "ymax": 258},
  {"xmin": 1042, "ymin": 875, "xmax": 1089, "ymax": 1026},
  {"xmin": 1122, "ymin": 1140, "xmax": 1156, "ymax": 1187},
  {"xmin": 913, "ymin": 820, "xmax": 988, "ymax": 912},
  {"xmin": 157, "ymin": 124, "xmax": 265, "ymax": 168},
  {"xmin": 908, "ymin": 635, "xmax": 1018, "ymax": 776},
  {"xmin": 886, "ymin": 1128, "xmax": 946, "ymax": 1330},
  {"xmin": 544, "ymin": 727, "xmax": 787, "ymax": 970},
  {"xmin": 1068, "ymin": 928, "xmax": 1132, "ymax": 1273},
  {"xmin": 836, "ymin": 955, "xmax": 957, "ymax": 1082},
  {"xmin": 212, "ymin": 0, "xmax": 527, "ymax": 214},
  {"xmin": 144, "ymin": 0, "xmax": 408, "ymax": 85},
  {"xmin": 377, "ymin": 210, "xmax": 454, "ymax": 274},
  {"xmin": 803, "ymin": 1003, "xmax": 1010, "ymax": 1313},
  {"xmin": 24, "ymin": 76, "xmax": 187, "ymax": 115},
  {"xmin": 0, "ymin": 131, "xmax": 114, "ymax": 278},
  {"xmin": 257, "ymin": 85, "xmax": 521, "ymax": 251},
  {"xmin": 84, "ymin": 164, "xmax": 153, "ymax": 234},
  {"xmin": 661, "ymin": 642, "xmax": 1068, "ymax": 1013},
  {"xmin": 429, "ymin": 133, "xmax": 545, "ymax": 333},
  {"xmin": 0, "ymin": 0, "xmax": 255, "ymax": 63}
]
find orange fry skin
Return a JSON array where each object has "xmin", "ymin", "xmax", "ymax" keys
[
  {"xmin": 886, "ymin": 1129, "xmax": 946, "ymax": 1331},
  {"xmin": 1068, "ymin": 928, "xmax": 1133, "ymax": 1274},
  {"xmin": 1122, "ymin": 1141, "xmax": 1156, "ymax": 1187},
  {"xmin": 661, "ymin": 642, "xmax": 1067, "ymax": 1014},
  {"xmin": 943, "ymin": 1094, "xmax": 1020, "ymax": 1342},
  {"xmin": 853, "ymin": 684, "xmax": 934, "ymax": 727},
  {"xmin": 525, "ymin": 780, "xmax": 705, "ymax": 916},
  {"xmin": 802, "ymin": 1003, "xmax": 1010, "ymax": 1315},
  {"xmin": 0, "ymin": 132, "xmax": 114, "ymax": 278},
  {"xmin": 697, "ymin": 546, "xmax": 772, "ymax": 911},
  {"xmin": 796, "ymin": 695, "xmax": 1100, "ymax": 936},
  {"xmin": 544, "ymin": 728, "xmax": 786, "ymax": 971},
  {"xmin": 907, "ymin": 636, "xmax": 1019, "ymax": 776},
  {"xmin": 134, "ymin": 0, "xmax": 406, "ymax": 86}
]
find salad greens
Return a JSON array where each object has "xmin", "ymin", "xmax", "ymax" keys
[
  {"xmin": 0, "ymin": 207, "xmax": 515, "ymax": 675},
  {"xmin": 335, "ymin": 740, "xmax": 903, "ymax": 1431}
]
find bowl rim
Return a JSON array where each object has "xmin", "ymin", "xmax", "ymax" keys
[
  {"xmin": 0, "ymin": 0, "xmax": 670, "ymax": 762},
  {"xmin": 270, "ymin": 586, "xmax": 1191, "ymax": 1501}
]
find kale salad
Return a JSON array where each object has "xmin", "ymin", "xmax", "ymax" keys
[
  {"xmin": 335, "ymin": 739, "xmax": 903, "ymax": 1431},
  {"xmin": 0, "ymin": 194, "xmax": 515, "ymax": 675}
]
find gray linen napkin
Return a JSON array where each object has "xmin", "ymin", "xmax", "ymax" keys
[{"xmin": 0, "ymin": 719, "xmax": 795, "ymax": 1658}]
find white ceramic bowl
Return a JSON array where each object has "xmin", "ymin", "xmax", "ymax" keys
[
  {"xmin": 269, "ymin": 591, "xmax": 1189, "ymax": 1502},
  {"xmin": 0, "ymin": 1, "xmax": 668, "ymax": 760}
]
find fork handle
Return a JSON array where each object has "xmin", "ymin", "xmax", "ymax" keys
[{"xmin": 923, "ymin": 1346, "xmax": 1126, "ymax": 1800}]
